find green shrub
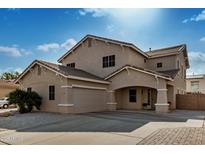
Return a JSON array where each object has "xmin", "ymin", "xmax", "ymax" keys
[{"xmin": 8, "ymin": 89, "xmax": 42, "ymax": 114}]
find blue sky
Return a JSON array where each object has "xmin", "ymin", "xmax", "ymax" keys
[{"xmin": 0, "ymin": 8, "xmax": 205, "ymax": 75}]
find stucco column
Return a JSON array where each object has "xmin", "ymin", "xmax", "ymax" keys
[
  {"xmin": 155, "ymin": 89, "xmax": 169, "ymax": 113},
  {"xmin": 107, "ymin": 90, "xmax": 117, "ymax": 111}
]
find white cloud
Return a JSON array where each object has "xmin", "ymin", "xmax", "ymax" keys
[
  {"xmin": 194, "ymin": 10, "xmax": 205, "ymax": 21},
  {"xmin": 79, "ymin": 10, "xmax": 87, "ymax": 16},
  {"xmin": 182, "ymin": 9, "xmax": 205, "ymax": 23},
  {"xmin": 37, "ymin": 43, "xmax": 60, "ymax": 52},
  {"xmin": 182, "ymin": 19, "xmax": 189, "ymax": 23},
  {"xmin": 24, "ymin": 51, "xmax": 32, "ymax": 56},
  {"xmin": 14, "ymin": 67, "xmax": 23, "ymax": 73},
  {"xmin": 61, "ymin": 38, "xmax": 77, "ymax": 50},
  {"xmin": 106, "ymin": 24, "xmax": 115, "ymax": 32},
  {"xmin": 0, "ymin": 46, "xmax": 22, "ymax": 57},
  {"xmin": 187, "ymin": 51, "xmax": 205, "ymax": 75},
  {"xmin": 79, "ymin": 9, "xmax": 108, "ymax": 17},
  {"xmin": 200, "ymin": 37, "xmax": 205, "ymax": 42},
  {"xmin": 7, "ymin": 8, "xmax": 19, "ymax": 11},
  {"xmin": 37, "ymin": 38, "xmax": 77, "ymax": 52},
  {"xmin": 79, "ymin": 9, "xmax": 160, "ymax": 28}
]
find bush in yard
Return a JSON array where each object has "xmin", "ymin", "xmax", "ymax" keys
[{"xmin": 8, "ymin": 89, "xmax": 42, "ymax": 113}]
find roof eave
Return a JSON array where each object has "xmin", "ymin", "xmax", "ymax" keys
[
  {"xmin": 105, "ymin": 66, "xmax": 173, "ymax": 81},
  {"xmin": 15, "ymin": 60, "xmax": 110, "ymax": 85}
]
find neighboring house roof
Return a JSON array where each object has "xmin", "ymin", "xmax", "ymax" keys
[
  {"xmin": 0, "ymin": 80, "xmax": 19, "ymax": 88},
  {"xmin": 105, "ymin": 65, "xmax": 173, "ymax": 81},
  {"xmin": 15, "ymin": 60, "xmax": 110, "ymax": 84},
  {"xmin": 146, "ymin": 44, "xmax": 190, "ymax": 68},
  {"xmin": 158, "ymin": 69, "xmax": 179, "ymax": 79},
  {"xmin": 186, "ymin": 74, "xmax": 205, "ymax": 79},
  {"xmin": 57, "ymin": 34, "xmax": 149, "ymax": 63}
]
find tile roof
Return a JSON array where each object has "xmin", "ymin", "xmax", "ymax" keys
[
  {"xmin": 37, "ymin": 60, "xmax": 105, "ymax": 81},
  {"xmin": 158, "ymin": 69, "xmax": 180, "ymax": 79},
  {"xmin": 105, "ymin": 64, "xmax": 173, "ymax": 80},
  {"xmin": 146, "ymin": 44, "xmax": 185, "ymax": 57}
]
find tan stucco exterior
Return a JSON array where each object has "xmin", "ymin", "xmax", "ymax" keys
[
  {"xmin": 18, "ymin": 64, "xmax": 109, "ymax": 113},
  {"xmin": 61, "ymin": 39, "xmax": 146, "ymax": 78},
  {"xmin": 146, "ymin": 55, "xmax": 177, "ymax": 71},
  {"xmin": 16, "ymin": 35, "xmax": 189, "ymax": 113}
]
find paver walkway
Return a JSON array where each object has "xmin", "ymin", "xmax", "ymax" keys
[{"xmin": 138, "ymin": 127, "xmax": 205, "ymax": 145}]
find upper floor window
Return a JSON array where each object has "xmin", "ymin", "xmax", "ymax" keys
[
  {"xmin": 129, "ymin": 89, "xmax": 137, "ymax": 103},
  {"xmin": 191, "ymin": 81, "xmax": 199, "ymax": 92},
  {"xmin": 27, "ymin": 87, "xmax": 32, "ymax": 92},
  {"xmin": 157, "ymin": 62, "xmax": 162, "ymax": 68},
  {"xmin": 144, "ymin": 59, "xmax": 147, "ymax": 63},
  {"xmin": 49, "ymin": 85, "xmax": 55, "ymax": 100},
  {"xmin": 67, "ymin": 63, "xmax": 75, "ymax": 68},
  {"xmin": 103, "ymin": 55, "xmax": 115, "ymax": 68}
]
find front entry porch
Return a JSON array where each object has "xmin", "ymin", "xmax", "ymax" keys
[
  {"xmin": 106, "ymin": 66, "xmax": 174, "ymax": 113},
  {"xmin": 106, "ymin": 84, "xmax": 175, "ymax": 113},
  {"xmin": 115, "ymin": 87, "xmax": 157, "ymax": 111}
]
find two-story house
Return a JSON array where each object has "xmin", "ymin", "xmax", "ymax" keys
[{"xmin": 15, "ymin": 34, "xmax": 189, "ymax": 113}]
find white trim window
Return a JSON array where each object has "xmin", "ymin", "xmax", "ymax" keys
[
  {"xmin": 103, "ymin": 55, "xmax": 115, "ymax": 68},
  {"xmin": 67, "ymin": 63, "xmax": 75, "ymax": 68},
  {"xmin": 49, "ymin": 85, "xmax": 55, "ymax": 100},
  {"xmin": 157, "ymin": 62, "xmax": 162, "ymax": 68}
]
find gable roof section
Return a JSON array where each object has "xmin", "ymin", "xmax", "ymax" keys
[
  {"xmin": 146, "ymin": 44, "xmax": 190, "ymax": 68},
  {"xmin": 57, "ymin": 34, "xmax": 148, "ymax": 63},
  {"xmin": 105, "ymin": 65, "xmax": 173, "ymax": 81},
  {"xmin": 158, "ymin": 69, "xmax": 179, "ymax": 79},
  {"xmin": 15, "ymin": 60, "xmax": 110, "ymax": 84},
  {"xmin": 146, "ymin": 44, "xmax": 184, "ymax": 57}
]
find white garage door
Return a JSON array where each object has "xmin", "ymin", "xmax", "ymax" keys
[{"xmin": 72, "ymin": 88, "xmax": 108, "ymax": 113}]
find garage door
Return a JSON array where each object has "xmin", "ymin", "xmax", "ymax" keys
[{"xmin": 72, "ymin": 88, "xmax": 108, "ymax": 113}]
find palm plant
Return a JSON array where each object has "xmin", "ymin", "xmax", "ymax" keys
[{"xmin": 8, "ymin": 89, "xmax": 42, "ymax": 113}]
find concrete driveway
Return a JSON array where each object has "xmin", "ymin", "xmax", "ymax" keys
[
  {"xmin": 1, "ymin": 110, "xmax": 204, "ymax": 132},
  {"xmin": 0, "ymin": 110, "xmax": 204, "ymax": 144}
]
